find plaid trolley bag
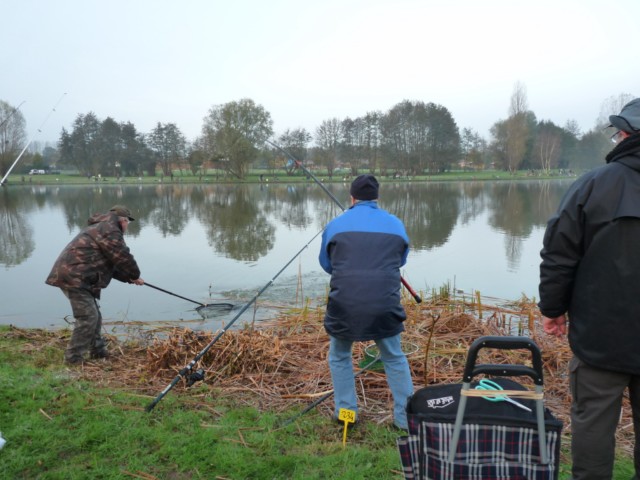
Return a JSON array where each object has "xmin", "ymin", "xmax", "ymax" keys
[{"xmin": 397, "ymin": 336, "xmax": 563, "ymax": 480}]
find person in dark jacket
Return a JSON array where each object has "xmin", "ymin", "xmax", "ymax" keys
[
  {"xmin": 319, "ymin": 174, "xmax": 414, "ymax": 429},
  {"xmin": 539, "ymin": 98, "xmax": 640, "ymax": 480},
  {"xmin": 46, "ymin": 205, "xmax": 144, "ymax": 364}
]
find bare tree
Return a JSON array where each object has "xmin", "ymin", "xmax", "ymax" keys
[
  {"xmin": 461, "ymin": 128, "xmax": 487, "ymax": 170},
  {"xmin": 490, "ymin": 82, "xmax": 532, "ymax": 173},
  {"xmin": 362, "ymin": 111, "xmax": 382, "ymax": 172},
  {"xmin": 505, "ymin": 114, "xmax": 530, "ymax": 173},
  {"xmin": 340, "ymin": 117, "xmax": 358, "ymax": 174},
  {"xmin": 509, "ymin": 81, "xmax": 529, "ymax": 116},
  {"xmin": 597, "ymin": 93, "xmax": 635, "ymax": 129},
  {"xmin": 535, "ymin": 121, "xmax": 562, "ymax": 173},
  {"xmin": 315, "ymin": 118, "xmax": 343, "ymax": 177},
  {"xmin": 276, "ymin": 128, "xmax": 311, "ymax": 175},
  {"xmin": 0, "ymin": 100, "xmax": 27, "ymax": 178}
]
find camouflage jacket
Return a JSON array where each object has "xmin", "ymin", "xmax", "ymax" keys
[{"xmin": 45, "ymin": 212, "xmax": 141, "ymax": 298}]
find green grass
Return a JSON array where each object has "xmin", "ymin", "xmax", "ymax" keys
[
  {"xmin": 2, "ymin": 168, "xmax": 577, "ymax": 187},
  {"xmin": 0, "ymin": 327, "xmax": 406, "ymax": 479},
  {"xmin": 1, "ymin": 327, "xmax": 634, "ymax": 479}
]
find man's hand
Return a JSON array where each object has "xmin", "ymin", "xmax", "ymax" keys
[
  {"xmin": 132, "ymin": 278, "xmax": 145, "ymax": 286},
  {"xmin": 542, "ymin": 314, "xmax": 567, "ymax": 337}
]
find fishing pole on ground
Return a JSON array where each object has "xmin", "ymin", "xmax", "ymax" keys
[
  {"xmin": 265, "ymin": 139, "xmax": 422, "ymax": 304},
  {"xmin": 145, "ymin": 227, "xmax": 326, "ymax": 412},
  {"xmin": 1, "ymin": 93, "xmax": 67, "ymax": 186},
  {"xmin": 277, "ymin": 341, "xmax": 420, "ymax": 427},
  {"xmin": 277, "ymin": 353, "xmax": 382, "ymax": 428}
]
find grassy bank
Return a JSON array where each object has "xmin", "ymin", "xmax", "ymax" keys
[
  {"xmin": 1, "ymin": 292, "xmax": 635, "ymax": 479},
  {"xmin": 2, "ymin": 168, "xmax": 577, "ymax": 187},
  {"xmin": 0, "ymin": 325, "xmax": 404, "ymax": 479}
]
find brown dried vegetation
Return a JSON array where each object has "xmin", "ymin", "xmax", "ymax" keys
[{"xmin": 6, "ymin": 292, "xmax": 634, "ymax": 455}]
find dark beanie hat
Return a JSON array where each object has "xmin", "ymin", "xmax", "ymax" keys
[{"xmin": 350, "ymin": 174, "xmax": 379, "ymax": 200}]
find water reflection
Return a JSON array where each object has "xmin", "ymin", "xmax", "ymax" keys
[
  {"xmin": 0, "ymin": 189, "xmax": 35, "ymax": 267},
  {"xmin": 0, "ymin": 181, "xmax": 572, "ymax": 266},
  {"xmin": 0, "ymin": 179, "xmax": 573, "ymax": 328}
]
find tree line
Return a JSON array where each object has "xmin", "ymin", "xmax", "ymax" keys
[{"xmin": 0, "ymin": 86, "xmax": 634, "ymax": 180}]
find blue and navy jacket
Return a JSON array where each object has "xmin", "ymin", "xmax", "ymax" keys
[{"xmin": 319, "ymin": 200, "xmax": 409, "ymax": 341}]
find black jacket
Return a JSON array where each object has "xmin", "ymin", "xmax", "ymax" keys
[{"xmin": 539, "ymin": 135, "xmax": 640, "ymax": 374}]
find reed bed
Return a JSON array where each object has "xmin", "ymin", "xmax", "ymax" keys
[{"xmin": 6, "ymin": 291, "xmax": 634, "ymax": 455}]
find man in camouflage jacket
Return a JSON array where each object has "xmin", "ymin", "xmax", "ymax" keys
[{"xmin": 46, "ymin": 205, "xmax": 144, "ymax": 364}]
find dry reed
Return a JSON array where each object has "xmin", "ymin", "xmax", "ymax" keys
[{"xmin": 4, "ymin": 291, "xmax": 634, "ymax": 456}]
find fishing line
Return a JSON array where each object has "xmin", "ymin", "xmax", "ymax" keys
[
  {"xmin": 277, "ymin": 340, "xmax": 421, "ymax": 427},
  {"xmin": 147, "ymin": 139, "xmax": 420, "ymax": 410},
  {"xmin": 262, "ymin": 140, "xmax": 422, "ymax": 424},
  {"xmin": 276, "ymin": 351, "xmax": 391, "ymax": 428},
  {"xmin": 146, "ymin": 227, "xmax": 326, "ymax": 412},
  {"xmin": 1, "ymin": 93, "xmax": 67, "ymax": 186},
  {"xmin": 265, "ymin": 139, "xmax": 422, "ymax": 303}
]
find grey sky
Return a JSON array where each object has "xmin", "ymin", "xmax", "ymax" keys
[{"xmin": 2, "ymin": 0, "xmax": 638, "ymax": 145}]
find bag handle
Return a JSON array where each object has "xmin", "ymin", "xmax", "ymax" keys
[{"xmin": 462, "ymin": 336, "xmax": 544, "ymax": 385}]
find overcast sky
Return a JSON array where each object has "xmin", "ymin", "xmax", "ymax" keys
[{"xmin": 2, "ymin": 0, "xmax": 638, "ymax": 146}]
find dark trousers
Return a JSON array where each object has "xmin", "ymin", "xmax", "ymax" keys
[
  {"xmin": 62, "ymin": 288, "xmax": 105, "ymax": 362},
  {"xmin": 570, "ymin": 355, "xmax": 640, "ymax": 480}
]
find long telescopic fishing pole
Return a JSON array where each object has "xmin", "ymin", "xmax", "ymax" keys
[
  {"xmin": 146, "ymin": 227, "xmax": 326, "ymax": 412},
  {"xmin": 266, "ymin": 140, "xmax": 422, "ymax": 304},
  {"xmin": 1, "ymin": 93, "xmax": 66, "ymax": 186}
]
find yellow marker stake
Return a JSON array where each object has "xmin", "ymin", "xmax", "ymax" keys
[{"xmin": 338, "ymin": 408, "xmax": 356, "ymax": 446}]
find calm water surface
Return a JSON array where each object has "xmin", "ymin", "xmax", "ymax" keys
[{"xmin": 0, "ymin": 180, "xmax": 573, "ymax": 330}]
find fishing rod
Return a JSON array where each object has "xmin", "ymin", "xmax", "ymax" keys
[
  {"xmin": 1, "ymin": 93, "xmax": 66, "ymax": 186},
  {"xmin": 266, "ymin": 139, "xmax": 422, "ymax": 304},
  {"xmin": 146, "ymin": 227, "xmax": 326, "ymax": 412},
  {"xmin": 0, "ymin": 101, "xmax": 25, "ymax": 129},
  {"xmin": 277, "ymin": 353, "xmax": 381, "ymax": 428}
]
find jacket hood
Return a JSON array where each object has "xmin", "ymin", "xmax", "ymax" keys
[
  {"xmin": 87, "ymin": 212, "xmax": 120, "ymax": 227},
  {"xmin": 606, "ymin": 133, "xmax": 640, "ymax": 167}
]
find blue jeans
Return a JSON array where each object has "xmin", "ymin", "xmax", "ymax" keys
[{"xmin": 328, "ymin": 334, "xmax": 414, "ymax": 429}]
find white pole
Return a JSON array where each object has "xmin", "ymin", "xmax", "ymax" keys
[{"xmin": 0, "ymin": 93, "xmax": 67, "ymax": 186}]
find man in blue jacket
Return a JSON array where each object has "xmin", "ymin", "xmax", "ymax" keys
[
  {"xmin": 319, "ymin": 174, "xmax": 414, "ymax": 430},
  {"xmin": 539, "ymin": 98, "xmax": 640, "ymax": 480}
]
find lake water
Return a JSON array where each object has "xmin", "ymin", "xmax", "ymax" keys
[{"xmin": 0, "ymin": 179, "xmax": 573, "ymax": 330}]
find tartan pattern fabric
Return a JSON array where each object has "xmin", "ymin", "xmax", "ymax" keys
[
  {"xmin": 397, "ymin": 421, "xmax": 560, "ymax": 480},
  {"xmin": 397, "ymin": 435, "xmax": 421, "ymax": 479}
]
